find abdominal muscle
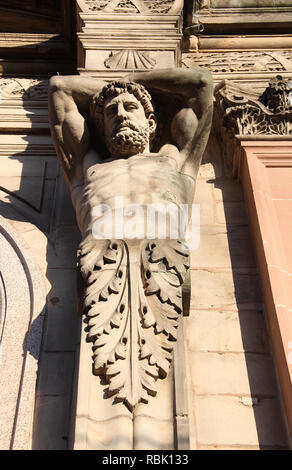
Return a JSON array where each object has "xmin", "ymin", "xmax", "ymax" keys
[
  {"xmin": 87, "ymin": 149, "xmax": 193, "ymax": 201},
  {"xmin": 74, "ymin": 147, "xmax": 195, "ymax": 236}
]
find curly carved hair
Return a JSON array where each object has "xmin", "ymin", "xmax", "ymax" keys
[{"xmin": 90, "ymin": 80, "xmax": 155, "ymax": 135}]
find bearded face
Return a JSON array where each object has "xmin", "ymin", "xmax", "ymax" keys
[
  {"xmin": 105, "ymin": 119, "xmax": 151, "ymax": 157},
  {"xmin": 103, "ymin": 92, "xmax": 156, "ymax": 158}
]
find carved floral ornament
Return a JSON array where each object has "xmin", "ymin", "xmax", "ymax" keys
[
  {"xmin": 78, "ymin": 236, "xmax": 189, "ymax": 410},
  {"xmin": 215, "ymin": 76, "xmax": 292, "ymax": 136},
  {"xmin": 78, "ymin": 0, "xmax": 184, "ymax": 14}
]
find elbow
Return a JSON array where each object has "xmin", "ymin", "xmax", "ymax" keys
[{"xmin": 200, "ymin": 70, "xmax": 213, "ymax": 89}]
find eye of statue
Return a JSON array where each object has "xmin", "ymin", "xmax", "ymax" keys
[{"xmin": 124, "ymin": 102, "xmax": 138, "ymax": 111}]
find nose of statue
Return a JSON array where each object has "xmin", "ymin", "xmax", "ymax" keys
[
  {"xmin": 116, "ymin": 103, "xmax": 127, "ymax": 121},
  {"xmin": 116, "ymin": 113, "xmax": 125, "ymax": 123}
]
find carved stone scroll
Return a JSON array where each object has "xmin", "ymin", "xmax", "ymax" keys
[{"xmin": 216, "ymin": 75, "xmax": 292, "ymax": 137}]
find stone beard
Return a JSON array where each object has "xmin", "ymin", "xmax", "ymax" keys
[{"xmin": 105, "ymin": 119, "xmax": 151, "ymax": 157}]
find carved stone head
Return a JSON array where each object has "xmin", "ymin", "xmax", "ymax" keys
[{"xmin": 91, "ymin": 81, "xmax": 157, "ymax": 157}]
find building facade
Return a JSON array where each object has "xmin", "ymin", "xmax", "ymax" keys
[{"xmin": 0, "ymin": 0, "xmax": 291, "ymax": 450}]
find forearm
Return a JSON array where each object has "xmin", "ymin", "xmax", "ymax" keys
[
  {"xmin": 125, "ymin": 68, "xmax": 213, "ymax": 101},
  {"xmin": 49, "ymin": 75, "xmax": 106, "ymax": 112}
]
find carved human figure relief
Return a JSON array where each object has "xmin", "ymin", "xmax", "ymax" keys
[{"xmin": 48, "ymin": 69, "xmax": 213, "ymax": 410}]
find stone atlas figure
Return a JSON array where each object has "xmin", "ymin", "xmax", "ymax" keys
[{"xmin": 48, "ymin": 68, "xmax": 213, "ymax": 411}]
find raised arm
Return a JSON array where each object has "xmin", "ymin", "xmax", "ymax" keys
[
  {"xmin": 124, "ymin": 68, "xmax": 213, "ymax": 177},
  {"xmin": 48, "ymin": 75, "xmax": 106, "ymax": 191}
]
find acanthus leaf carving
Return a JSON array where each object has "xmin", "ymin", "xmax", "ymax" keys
[{"xmin": 78, "ymin": 236, "xmax": 189, "ymax": 411}]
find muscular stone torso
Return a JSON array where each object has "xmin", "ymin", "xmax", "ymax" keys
[{"xmin": 74, "ymin": 150, "xmax": 196, "ymax": 237}]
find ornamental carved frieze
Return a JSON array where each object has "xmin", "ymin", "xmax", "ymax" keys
[
  {"xmin": 215, "ymin": 76, "xmax": 292, "ymax": 136},
  {"xmin": 80, "ymin": 0, "xmax": 183, "ymax": 14},
  {"xmin": 182, "ymin": 51, "xmax": 292, "ymax": 74}
]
